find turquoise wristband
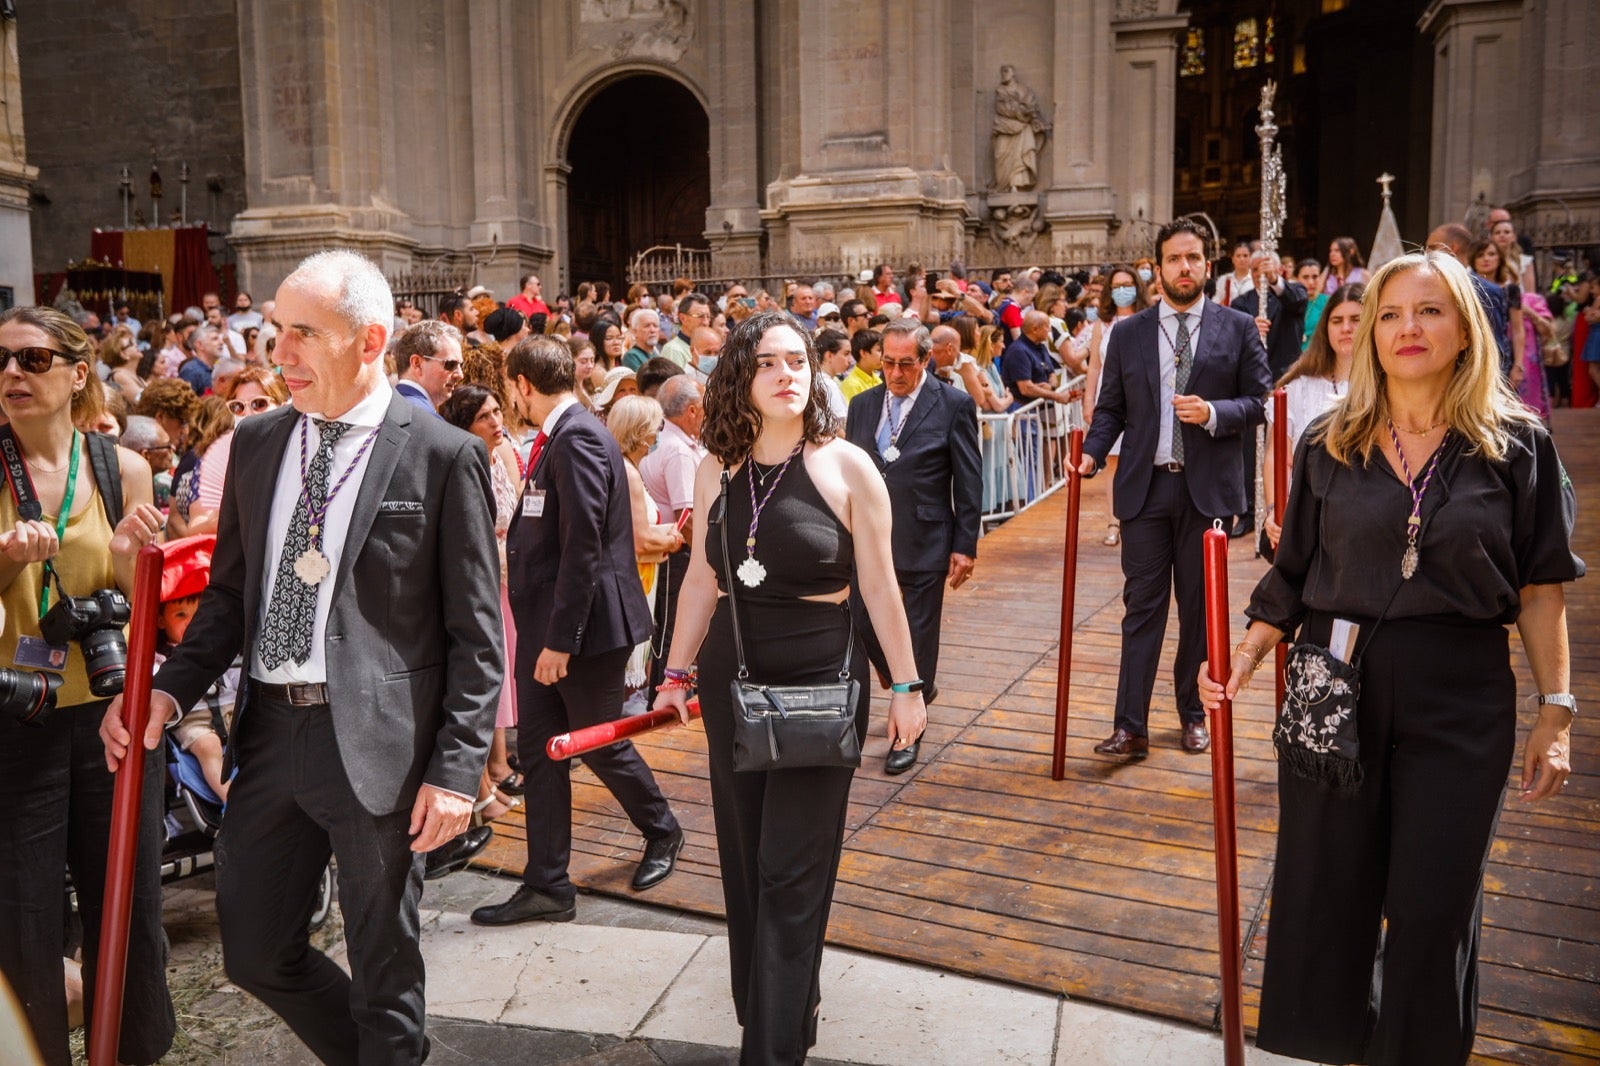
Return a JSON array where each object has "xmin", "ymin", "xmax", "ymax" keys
[{"xmin": 890, "ymin": 680, "xmax": 925, "ymax": 694}]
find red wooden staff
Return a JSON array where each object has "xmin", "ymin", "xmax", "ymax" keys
[
  {"xmin": 1203, "ymin": 521, "xmax": 1246, "ymax": 1066},
  {"xmin": 1051, "ymin": 427, "xmax": 1084, "ymax": 781},
  {"xmin": 548, "ymin": 697, "xmax": 702, "ymax": 761},
  {"xmin": 90, "ymin": 544, "xmax": 163, "ymax": 1066},
  {"xmin": 1272, "ymin": 388, "xmax": 1288, "ymax": 709}
]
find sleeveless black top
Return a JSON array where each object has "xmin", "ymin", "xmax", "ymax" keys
[{"xmin": 710, "ymin": 453, "xmax": 854, "ymax": 601}]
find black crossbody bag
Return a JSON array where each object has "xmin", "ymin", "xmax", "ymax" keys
[{"xmin": 717, "ymin": 469, "xmax": 861, "ymax": 773}]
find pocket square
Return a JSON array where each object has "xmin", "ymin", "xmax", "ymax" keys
[{"xmin": 378, "ymin": 500, "xmax": 425, "ymax": 514}]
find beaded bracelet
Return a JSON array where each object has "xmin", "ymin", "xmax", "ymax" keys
[
  {"xmin": 663, "ymin": 666, "xmax": 696, "ymax": 683},
  {"xmin": 657, "ymin": 677, "xmax": 695, "ymax": 692}
]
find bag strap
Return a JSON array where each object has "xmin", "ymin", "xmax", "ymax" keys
[
  {"xmin": 0, "ymin": 423, "xmax": 43, "ymax": 520},
  {"xmin": 85, "ymin": 431, "xmax": 123, "ymax": 528},
  {"xmin": 719, "ymin": 464, "xmax": 855, "ymax": 683}
]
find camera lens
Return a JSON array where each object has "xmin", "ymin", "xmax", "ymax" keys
[
  {"xmin": 82, "ymin": 627, "xmax": 129, "ymax": 698},
  {"xmin": 0, "ymin": 668, "xmax": 62, "ymax": 726}
]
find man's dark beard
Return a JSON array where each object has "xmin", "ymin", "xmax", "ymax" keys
[{"xmin": 1163, "ymin": 279, "xmax": 1203, "ymax": 309}]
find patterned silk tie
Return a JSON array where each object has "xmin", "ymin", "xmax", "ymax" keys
[
  {"xmin": 1171, "ymin": 313, "xmax": 1192, "ymax": 466},
  {"xmin": 258, "ymin": 419, "xmax": 350, "ymax": 669}
]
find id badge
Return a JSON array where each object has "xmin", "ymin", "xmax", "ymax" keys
[
  {"xmin": 522, "ymin": 490, "xmax": 547, "ymax": 519},
  {"xmin": 15, "ymin": 635, "xmax": 68, "ymax": 672}
]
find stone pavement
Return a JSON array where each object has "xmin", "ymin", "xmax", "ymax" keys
[{"xmin": 160, "ymin": 868, "xmax": 1299, "ymax": 1065}]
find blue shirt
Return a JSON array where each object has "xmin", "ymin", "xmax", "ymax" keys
[
  {"xmin": 1469, "ymin": 274, "xmax": 1513, "ymax": 376},
  {"xmin": 178, "ymin": 358, "xmax": 212, "ymax": 395},
  {"xmin": 999, "ymin": 336, "xmax": 1053, "ymax": 408}
]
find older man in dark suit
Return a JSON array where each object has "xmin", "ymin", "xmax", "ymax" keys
[
  {"xmin": 102, "ymin": 250, "xmax": 504, "ymax": 1064},
  {"xmin": 1078, "ymin": 219, "xmax": 1272, "ymax": 759},
  {"xmin": 845, "ymin": 318, "xmax": 983, "ymax": 774},
  {"xmin": 472, "ymin": 335, "xmax": 683, "ymax": 927}
]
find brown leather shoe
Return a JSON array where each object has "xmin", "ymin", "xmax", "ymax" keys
[
  {"xmin": 1182, "ymin": 721, "xmax": 1211, "ymax": 753},
  {"xmin": 1093, "ymin": 728, "xmax": 1149, "ymax": 759}
]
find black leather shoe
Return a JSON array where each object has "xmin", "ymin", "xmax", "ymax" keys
[
  {"xmin": 1229, "ymin": 516, "xmax": 1255, "ymax": 539},
  {"xmin": 470, "ymin": 885, "xmax": 577, "ymax": 926},
  {"xmin": 1182, "ymin": 721, "xmax": 1211, "ymax": 753},
  {"xmin": 1093, "ymin": 728, "xmax": 1150, "ymax": 759},
  {"xmin": 423, "ymin": 825, "xmax": 493, "ymax": 881},
  {"xmin": 631, "ymin": 827, "xmax": 684, "ymax": 891},
  {"xmin": 885, "ymin": 738, "xmax": 920, "ymax": 775}
]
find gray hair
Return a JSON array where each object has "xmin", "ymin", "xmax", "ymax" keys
[
  {"xmin": 192, "ymin": 324, "xmax": 225, "ymax": 350},
  {"xmin": 213, "ymin": 356, "xmax": 245, "ymax": 379},
  {"xmin": 656, "ymin": 373, "xmax": 703, "ymax": 418},
  {"xmin": 880, "ymin": 317, "xmax": 932, "ymax": 358},
  {"xmin": 290, "ymin": 249, "xmax": 395, "ymax": 334},
  {"xmin": 391, "ymin": 319, "xmax": 463, "ymax": 368},
  {"xmin": 120, "ymin": 415, "xmax": 167, "ymax": 451},
  {"xmin": 629, "ymin": 307, "xmax": 657, "ymax": 333}
]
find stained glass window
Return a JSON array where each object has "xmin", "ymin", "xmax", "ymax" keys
[
  {"xmin": 1265, "ymin": 17, "xmax": 1276, "ymax": 64},
  {"xmin": 1233, "ymin": 17, "xmax": 1259, "ymax": 70},
  {"xmin": 1181, "ymin": 29, "xmax": 1206, "ymax": 77}
]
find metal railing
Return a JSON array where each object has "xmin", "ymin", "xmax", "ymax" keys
[{"xmin": 977, "ymin": 380, "xmax": 1085, "ymax": 529}]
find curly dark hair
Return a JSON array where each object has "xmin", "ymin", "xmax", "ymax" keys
[{"xmin": 701, "ymin": 311, "xmax": 839, "ymax": 465}]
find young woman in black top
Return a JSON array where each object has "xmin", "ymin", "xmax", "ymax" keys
[
  {"xmin": 1200, "ymin": 251, "xmax": 1582, "ymax": 1065},
  {"xmin": 655, "ymin": 311, "xmax": 925, "ymax": 1064}
]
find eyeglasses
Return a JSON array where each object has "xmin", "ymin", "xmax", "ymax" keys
[
  {"xmin": 0, "ymin": 346, "xmax": 70, "ymax": 374},
  {"xmin": 423, "ymin": 355, "xmax": 464, "ymax": 372},
  {"xmin": 226, "ymin": 396, "xmax": 275, "ymax": 416},
  {"xmin": 881, "ymin": 358, "xmax": 924, "ymax": 371},
  {"xmin": 141, "ymin": 445, "xmax": 175, "ymax": 459},
  {"xmin": 822, "ymin": 314, "xmax": 842, "ymax": 323}
]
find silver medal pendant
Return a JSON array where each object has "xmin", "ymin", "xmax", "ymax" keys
[
  {"xmin": 1400, "ymin": 543, "xmax": 1419, "ymax": 580},
  {"xmin": 883, "ymin": 445, "xmax": 901, "ymax": 463},
  {"xmin": 736, "ymin": 556, "xmax": 767, "ymax": 588},
  {"xmin": 294, "ymin": 547, "xmax": 332, "ymax": 586}
]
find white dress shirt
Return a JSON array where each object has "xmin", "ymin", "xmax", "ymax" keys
[
  {"xmin": 872, "ymin": 370, "xmax": 928, "ymax": 439},
  {"xmin": 254, "ymin": 381, "xmax": 394, "ymax": 685},
  {"xmin": 1155, "ymin": 298, "xmax": 1219, "ymax": 466}
]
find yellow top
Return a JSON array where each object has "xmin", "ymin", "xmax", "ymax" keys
[
  {"xmin": 0, "ymin": 477, "xmax": 119, "ymax": 708},
  {"xmin": 840, "ymin": 365, "xmax": 881, "ymax": 401}
]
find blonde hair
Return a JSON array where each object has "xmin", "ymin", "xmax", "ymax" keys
[
  {"xmin": 605, "ymin": 394, "xmax": 664, "ymax": 461},
  {"xmin": 1316, "ymin": 250, "xmax": 1538, "ymax": 465}
]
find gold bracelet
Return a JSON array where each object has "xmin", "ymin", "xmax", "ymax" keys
[{"xmin": 1234, "ymin": 641, "xmax": 1268, "ymax": 670}]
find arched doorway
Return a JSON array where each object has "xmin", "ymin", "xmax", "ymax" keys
[{"xmin": 565, "ymin": 74, "xmax": 710, "ymax": 292}]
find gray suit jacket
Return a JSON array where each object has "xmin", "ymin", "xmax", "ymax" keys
[{"xmin": 154, "ymin": 395, "xmax": 504, "ymax": 814}]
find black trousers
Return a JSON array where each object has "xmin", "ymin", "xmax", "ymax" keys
[
  {"xmin": 649, "ymin": 548, "xmax": 692, "ymax": 699},
  {"xmin": 517, "ymin": 644, "xmax": 679, "ymax": 901},
  {"xmin": 1258, "ymin": 615, "xmax": 1516, "ymax": 1066},
  {"xmin": 852, "ymin": 567, "xmax": 945, "ymax": 704},
  {"xmin": 1113, "ymin": 468, "xmax": 1217, "ymax": 734},
  {"xmin": 699, "ymin": 598, "xmax": 868, "ymax": 1066},
  {"xmin": 0, "ymin": 699, "xmax": 174, "ymax": 1066},
  {"xmin": 216, "ymin": 696, "xmax": 425, "ymax": 1066}
]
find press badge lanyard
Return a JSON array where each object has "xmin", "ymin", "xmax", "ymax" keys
[{"xmin": 0, "ymin": 424, "xmax": 81, "ymax": 615}]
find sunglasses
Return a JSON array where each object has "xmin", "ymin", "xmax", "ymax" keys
[
  {"xmin": 423, "ymin": 355, "xmax": 464, "ymax": 372},
  {"xmin": 227, "ymin": 396, "xmax": 275, "ymax": 416},
  {"xmin": 0, "ymin": 346, "xmax": 71, "ymax": 374}
]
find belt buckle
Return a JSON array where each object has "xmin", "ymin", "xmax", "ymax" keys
[{"xmin": 287, "ymin": 682, "xmax": 326, "ymax": 706}]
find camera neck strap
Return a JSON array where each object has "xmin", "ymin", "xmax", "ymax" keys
[{"xmin": 0, "ymin": 424, "xmax": 81, "ymax": 616}]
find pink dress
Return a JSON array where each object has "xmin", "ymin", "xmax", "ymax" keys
[{"xmin": 491, "ymin": 457, "xmax": 520, "ymax": 729}]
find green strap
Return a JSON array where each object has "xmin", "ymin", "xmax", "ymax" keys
[{"xmin": 38, "ymin": 431, "xmax": 81, "ymax": 618}]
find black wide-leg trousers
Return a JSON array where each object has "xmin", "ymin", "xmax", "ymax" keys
[
  {"xmin": 698, "ymin": 597, "xmax": 869, "ymax": 1066},
  {"xmin": 1258, "ymin": 614, "xmax": 1516, "ymax": 1066}
]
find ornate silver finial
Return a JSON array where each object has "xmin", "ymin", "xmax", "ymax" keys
[{"xmin": 1377, "ymin": 172, "xmax": 1395, "ymax": 203}]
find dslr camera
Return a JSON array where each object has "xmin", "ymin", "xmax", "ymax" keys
[
  {"xmin": 40, "ymin": 589, "xmax": 132, "ymax": 698},
  {"xmin": 0, "ymin": 667, "xmax": 62, "ymax": 726}
]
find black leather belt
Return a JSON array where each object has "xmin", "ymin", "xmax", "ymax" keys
[
  {"xmin": 256, "ymin": 681, "xmax": 330, "ymax": 706},
  {"xmin": 1155, "ymin": 461, "xmax": 1184, "ymax": 473}
]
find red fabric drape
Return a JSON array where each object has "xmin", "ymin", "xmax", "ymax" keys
[
  {"xmin": 88, "ymin": 230, "xmax": 124, "ymax": 265},
  {"xmin": 170, "ymin": 226, "xmax": 213, "ymax": 313},
  {"xmin": 81, "ymin": 226, "xmax": 215, "ymax": 316}
]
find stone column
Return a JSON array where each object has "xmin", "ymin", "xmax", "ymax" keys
[
  {"xmin": 1041, "ymin": 0, "xmax": 1117, "ymax": 256},
  {"xmin": 0, "ymin": 16, "xmax": 38, "ymax": 305},
  {"xmin": 1502, "ymin": 0, "xmax": 1600, "ymax": 235},
  {"xmin": 228, "ymin": 0, "xmax": 418, "ymax": 295},
  {"xmin": 1419, "ymin": 0, "xmax": 1524, "ymax": 225},
  {"xmin": 705, "ymin": 0, "xmax": 763, "ymax": 277},
  {"xmin": 1105, "ymin": 3, "xmax": 1187, "ymax": 253}
]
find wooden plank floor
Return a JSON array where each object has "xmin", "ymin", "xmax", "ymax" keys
[{"xmin": 476, "ymin": 409, "xmax": 1600, "ymax": 1062}]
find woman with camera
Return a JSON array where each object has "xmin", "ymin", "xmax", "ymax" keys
[
  {"xmin": 653, "ymin": 311, "xmax": 925, "ymax": 1063},
  {"xmin": 0, "ymin": 306, "xmax": 171, "ymax": 1065}
]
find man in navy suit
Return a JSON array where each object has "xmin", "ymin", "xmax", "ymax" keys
[
  {"xmin": 1079, "ymin": 219, "xmax": 1272, "ymax": 759},
  {"xmin": 391, "ymin": 319, "xmax": 464, "ymax": 416},
  {"xmin": 845, "ymin": 318, "xmax": 983, "ymax": 774},
  {"xmin": 473, "ymin": 335, "xmax": 683, "ymax": 926}
]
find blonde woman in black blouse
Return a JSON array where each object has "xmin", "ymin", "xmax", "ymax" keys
[{"xmin": 1200, "ymin": 250, "xmax": 1581, "ymax": 1066}]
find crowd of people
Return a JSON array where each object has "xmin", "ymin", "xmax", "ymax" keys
[{"xmin": 0, "ymin": 202, "xmax": 1588, "ymax": 1065}]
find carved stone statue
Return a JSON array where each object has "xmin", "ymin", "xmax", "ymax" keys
[{"xmin": 991, "ymin": 65, "xmax": 1051, "ymax": 192}]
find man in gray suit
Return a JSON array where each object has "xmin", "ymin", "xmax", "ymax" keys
[{"xmin": 101, "ymin": 250, "xmax": 503, "ymax": 1065}]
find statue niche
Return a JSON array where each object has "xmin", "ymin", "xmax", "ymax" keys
[{"xmin": 990, "ymin": 65, "xmax": 1050, "ymax": 193}]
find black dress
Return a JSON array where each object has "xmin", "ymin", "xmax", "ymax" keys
[
  {"xmin": 1246, "ymin": 420, "xmax": 1582, "ymax": 1066},
  {"xmin": 702, "ymin": 453, "xmax": 868, "ymax": 1066}
]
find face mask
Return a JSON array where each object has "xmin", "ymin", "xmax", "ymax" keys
[
  {"xmin": 1111, "ymin": 286, "xmax": 1137, "ymax": 308},
  {"xmin": 1084, "ymin": 307, "xmax": 1100, "ymax": 323},
  {"xmin": 1137, "ymin": 267, "xmax": 1153, "ymax": 284},
  {"xmin": 697, "ymin": 355, "xmax": 719, "ymax": 376}
]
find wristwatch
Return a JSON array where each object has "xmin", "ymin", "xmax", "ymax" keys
[
  {"xmin": 890, "ymin": 679, "xmax": 925, "ymax": 694},
  {"xmin": 1537, "ymin": 693, "xmax": 1578, "ymax": 716}
]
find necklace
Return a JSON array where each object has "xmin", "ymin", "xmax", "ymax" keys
[
  {"xmin": 1393, "ymin": 419, "xmax": 1446, "ymax": 435},
  {"xmin": 1385, "ymin": 419, "xmax": 1448, "ymax": 580},
  {"xmin": 881, "ymin": 392, "xmax": 913, "ymax": 462},
  {"xmin": 737, "ymin": 439, "xmax": 805, "ymax": 588},
  {"xmin": 292, "ymin": 417, "xmax": 381, "ymax": 586}
]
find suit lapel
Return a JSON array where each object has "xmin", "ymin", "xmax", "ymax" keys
[
  {"xmin": 1140, "ymin": 309, "xmax": 1163, "ymax": 406},
  {"xmin": 1190, "ymin": 298, "xmax": 1222, "ymax": 375},
  {"xmin": 331, "ymin": 395, "xmax": 413, "ymax": 600},
  {"xmin": 896, "ymin": 380, "xmax": 942, "ymax": 448}
]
